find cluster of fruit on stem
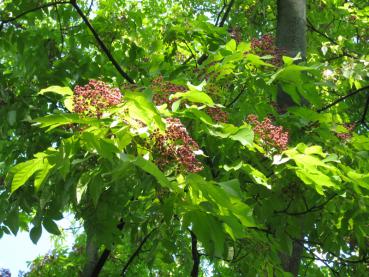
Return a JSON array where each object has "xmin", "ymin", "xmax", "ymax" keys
[
  {"xmin": 152, "ymin": 118, "xmax": 203, "ymax": 173},
  {"xmin": 73, "ymin": 80, "xmax": 122, "ymax": 118},
  {"xmin": 336, "ymin": 123, "xmax": 355, "ymax": 140},
  {"xmin": 251, "ymin": 34, "xmax": 284, "ymax": 66},
  {"xmin": 247, "ymin": 114, "xmax": 289, "ymax": 151}
]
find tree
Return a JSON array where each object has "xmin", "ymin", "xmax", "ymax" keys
[{"xmin": 1, "ymin": 0, "xmax": 369, "ymax": 276}]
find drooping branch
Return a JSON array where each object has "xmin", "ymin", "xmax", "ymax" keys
[
  {"xmin": 190, "ymin": 230, "xmax": 200, "ymax": 277},
  {"xmin": 0, "ymin": 1, "xmax": 71, "ymax": 24},
  {"xmin": 317, "ymin": 85, "xmax": 369, "ymax": 113},
  {"xmin": 121, "ymin": 227, "xmax": 158, "ymax": 276},
  {"xmin": 70, "ymin": 1, "xmax": 135, "ymax": 84}
]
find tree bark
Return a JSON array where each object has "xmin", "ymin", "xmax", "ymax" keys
[
  {"xmin": 81, "ymin": 233, "xmax": 99, "ymax": 277},
  {"xmin": 276, "ymin": 1, "xmax": 306, "ymax": 276},
  {"xmin": 276, "ymin": 0, "xmax": 307, "ymax": 112}
]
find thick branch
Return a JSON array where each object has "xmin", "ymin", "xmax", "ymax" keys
[
  {"xmin": 215, "ymin": 1, "xmax": 227, "ymax": 26},
  {"xmin": 190, "ymin": 230, "xmax": 200, "ymax": 277},
  {"xmin": 121, "ymin": 227, "xmax": 158, "ymax": 276},
  {"xmin": 90, "ymin": 220, "xmax": 125, "ymax": 277},
  {"xmin": 0, "ymin": 1, "xmax": 71, "ymax": 24},
  {"xmin": 218, "ymin": 0, "xmax": 235, "ymax": 27},
  {"xmin": 317, "ymin": 85, "xmax": 369, "ymax": 112},
  {"xmin": 70, "ymin": 1, "xmax": 135, "ymax": 84}
]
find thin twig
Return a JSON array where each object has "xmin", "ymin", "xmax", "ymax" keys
[
  {"xmin": 317, "ymin": 85, "xmax": 369, "ymax": 113},
  {"xmin": 54, "ymin": 1, "xmax": 64, "ymax": 55},
  {"xmin": 226, "ymin": 86, "xmax": 246, "ymax": 107},
  {"xmin": 121, "ymin": 227, "xmax": 158, "ymax": 276},
  {"xmin": 197, "ymin": 0, "xmax": 236, "ymax": 65},
  {"xmin": 274, "ymin": 193, "xmax": 337, "ymax": 216},
  {"xmin": 71, "ymin": 0, "xmax": 135, "ymax": 84},
  {"xmin": 0, "ymin": 1, "xmax": 71, "ymax": 23}
]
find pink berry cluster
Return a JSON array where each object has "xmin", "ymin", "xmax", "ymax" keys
[
  {"xmin": 336, "ymin": 123, "xmax": 355, "ymax": 140},
  {"xmin": 73, "ymin": 80, "xmax": 122, "ymax": 117},
  {"xmin": 206, "ymin": 107, "xmax": 228, "ymax": 122},
  {"xmin": 151, "ymin": 76, "xmax": 186, "ymax": 106},
  {"xmin": 153, "ymin": 118, "xmax": 203, "ymax": 173},
  {"xmin": 247, "ymin": 114, "xmax": 289, "ymax": 150},
  {"xmin": 251, "ymin": 34, "xmax": 283, "ymax": 66}
]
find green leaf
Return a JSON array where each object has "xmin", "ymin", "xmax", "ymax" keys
[
  {"xmin": 30, "ymin": 225, "xmax": 42, "ymax": 244},
  {"xmin": 225, "ymin": 39, "xmax": 237, "ymax": 52},
  {"xmin": 43, "ymin": 219, "xmax": 61, "ymax": 235},
  {"xmin": 125, "ymin": 91, "xmax": 165, "ymax": 130},
  {"xmin": 35, "ymin": 113, "xmax": 101, "ymax": 131},
  {"xmin": 229, "ymin": 125, "xmax": 254, "ymax": 147},
  {"xmin": 38, "ymin": 86, "xmax": 73, "ymax": 96},
  {"xmin": 171, "ymin": 91, "xmax": 214, "ymax": 105},
  {"xmin": 119, "ymin": 154, "xmax": 174, "ymax": 189},
  {"xmin": 11, "ymin": 157, "xmax": 45, "ymax": 192}
]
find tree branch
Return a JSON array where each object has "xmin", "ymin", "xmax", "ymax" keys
[
  {"xmin": 70, "ymin": 1, "xmax": 135, "ymax": 84},
  {"xmin": 90, "ymin": 220, "xmax": 125, "ymax": 277},
  {"xmin": 359, "ymin": 92, "xmax": 369, "ymax": 124},
  {"xmin": 121, "ymin": 226, "xmax": 158, "ymax": 276},
  {"xmin": 215, "ymin": 1, "xmax": 227, "ymax": 26},
  {"xmin": 197, "ymin": 0, "xmax": 236, "ymax": 65},
  {"xmin": 317, "ymin": 85, "xmax": 369, "ymax": 113},
  {"xmin": 306, "ymin": 18, "xmax": 358, "ymax": 58},
  {"xmin": 274, "ymin": 193, "xmax": 337, "ymax": 216},
  {"xmin": 190, "ymin": 230, "xmax": 200, "ymax": 277},
  {"xmin": 0, "ymin": 1, "xmax": 71, "ymax": 24},
  {"xmin": 226, "ymin": 86, "xmax": 246, "ymax": 107},
  {"xmin": 218, "ymin": 0, "xmax": 235, "ymax": 27}
]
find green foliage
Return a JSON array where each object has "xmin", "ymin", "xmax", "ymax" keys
[{"xmin": 1, "ymin": 0, "xmax": 369, "ymax": 276}]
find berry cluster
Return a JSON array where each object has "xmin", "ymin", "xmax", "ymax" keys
[
  {"xmin": 153, "ymin": 118, "xmax": 203, "ymax": 173},
  {"xmin": 251, "ymin": 34, "xmax": 284, "ymax": 66},
  {"xmin": 206, "ymin": 107, "xmax": 228, "ymax": 122},
  {"xmin": 151, "ymin": 76, "xmax": 186, "ymax": 106},
  {"xmin": 336, "ymin": 123, "xmax": 355, "ymax": 140},
  {"xmin": 73, "ymin": 80, "xmax": 122, "ymax": 118},
  {"xmin": 247, "ymin": 114, "xmax": 289, "ymax": 151}
]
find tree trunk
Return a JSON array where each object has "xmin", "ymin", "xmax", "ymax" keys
[
  {"xmin": 276, "ymin": 0, "xmax": 307, "ymax": 112},
  {"xmin": 276, "ymin": 0, "xmax": 306, "ymax": 276}
]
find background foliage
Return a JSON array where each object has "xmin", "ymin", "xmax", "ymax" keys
[{"xmin": 1, "ymin": 0, "xmax": 369, "ymax": 276}]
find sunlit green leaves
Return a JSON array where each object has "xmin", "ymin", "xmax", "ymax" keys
[{"xmin": 10, "ymin": 152, "xmax": 54, "ymax": 192}]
